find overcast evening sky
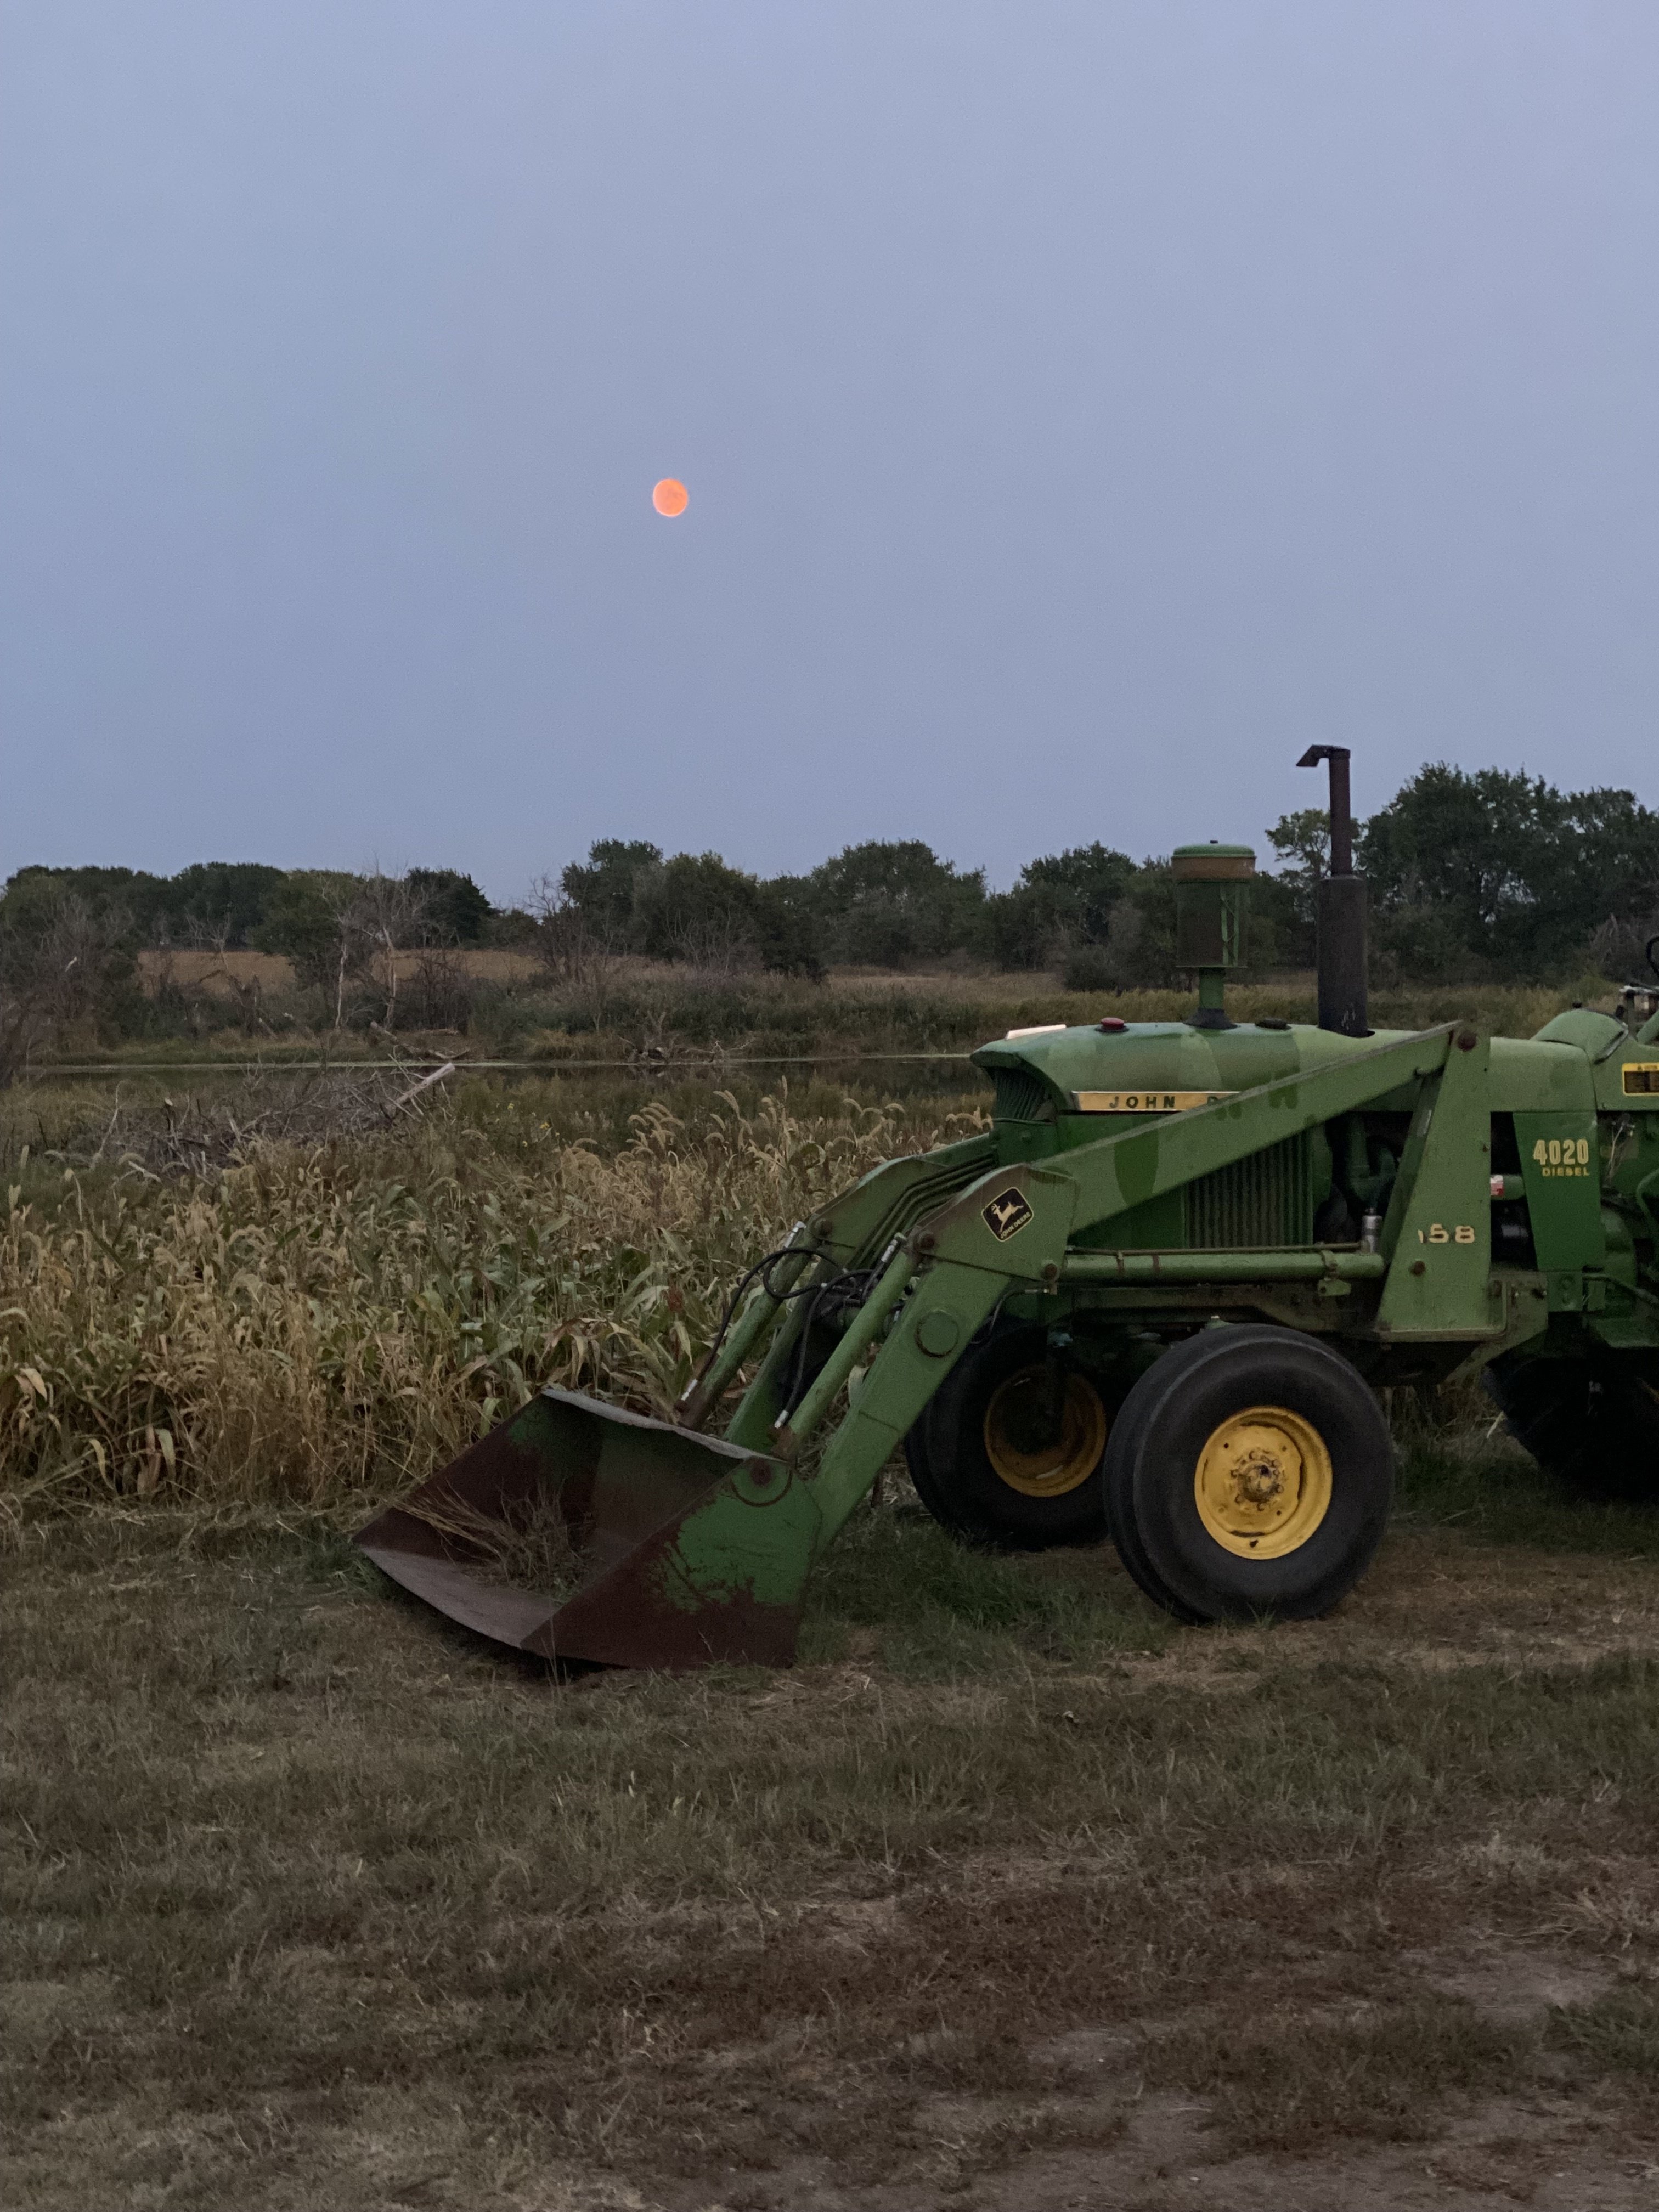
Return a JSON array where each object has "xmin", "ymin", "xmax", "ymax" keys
[{"xmin": 2, "ymin": 3, "xmax": 1656, "ymax": 904}]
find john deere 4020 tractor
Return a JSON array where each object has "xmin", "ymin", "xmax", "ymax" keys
[{"xmin": 359, "ymin": 750, "xmax": 1659, "ymax": 1666}]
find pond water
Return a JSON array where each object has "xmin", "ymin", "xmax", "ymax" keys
[{"xmin": 25, "ymin": 1052, "xmax": 990, "ymax": 1098}]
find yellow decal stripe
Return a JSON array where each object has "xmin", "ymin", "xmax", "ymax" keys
[
  {"xmin": 1073, "ymin": 1089, "xmax": 1237, "ymax": 1114},
  {"xmin": 1623, "ymin": 1063, "xmax": 1659, "ymax": 1097}
]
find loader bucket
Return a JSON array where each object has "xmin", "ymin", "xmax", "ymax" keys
[{"xmin": 355, "ymin": 1389, "xmax": 821, "ymax": 1670}]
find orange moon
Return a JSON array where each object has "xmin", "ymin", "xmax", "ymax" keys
[{"xmin": 652, "ymin": 478, "xmax": 689, "ymax": 517}]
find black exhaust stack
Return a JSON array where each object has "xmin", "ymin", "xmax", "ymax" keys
[{"xmin": 1297, "ymin": 745, "xmax": 1369, "ymax": 1037}]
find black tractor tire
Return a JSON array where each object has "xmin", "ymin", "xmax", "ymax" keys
[
  {"xmin": 906, "ymin": 1325, "xmax": 1116, "ymax": 1551},
  {"xmin": 901, "ymin": 1415, "xmax": 953, "ymax": 1525},
  {"xmin": 1095, "ymin": 1345, "xmax": 1200, "ymax": 1621},
  {"xmin": 1104, "ymin": 1325, "xmax": 1394, "ymax": 1623},
  {"xmin": 1483, "ymin": 1351, "xmax": 1659, "ymax": 1502}
]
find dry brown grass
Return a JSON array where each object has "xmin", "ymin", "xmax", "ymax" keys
[
  {"xmin": 113, "ymin": 953, "xmax": 1604, "ymax": 1049},
  {"xmin": 136, "ymin": 948, "xmax": 546, "ymax": 998},
  {"xmin": 4, "ymin": 1486, "xmax": 1658, "ymax": 2211}
]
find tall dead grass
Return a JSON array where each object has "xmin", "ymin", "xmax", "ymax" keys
[
  {"xmin": 0, "ymin": 1087, "xmax": 986, "ymax": 1520},
  {"xmin": 513, "ymin": 974, "xmax": 1596, "ymax": 1062}
]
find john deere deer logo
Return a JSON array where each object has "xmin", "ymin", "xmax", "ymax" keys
[{"xmin": 981, "ymin": 1188, "xmax": 1034, "ymax": 1242}]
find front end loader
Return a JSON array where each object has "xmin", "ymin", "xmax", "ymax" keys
[{"xmin": 358, "ymin": 755, "xmax": 1659, "ymax": 1665}]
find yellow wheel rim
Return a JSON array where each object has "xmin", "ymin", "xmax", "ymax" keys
[
  {"xmin": 983, "ymin": 1368, "xmax": 1108, "ymax": 1498},
  {"xmin": 1194, "ymin": 1404, "xmax": 1333, "ymax": 1559}
]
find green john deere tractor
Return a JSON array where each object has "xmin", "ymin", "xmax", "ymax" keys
[{"xmin": 358, "ymin": 749, "xmax": 1659, "ymax": 1667}]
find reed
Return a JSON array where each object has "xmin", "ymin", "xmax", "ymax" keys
[{"xmin": 0, "ymin": 1082, "xmax": 986, "ymax": 1520}]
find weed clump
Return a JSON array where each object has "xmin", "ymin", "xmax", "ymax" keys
[{"xmin": 398, "ymin": 1485, "xmax": 583, "ymax": 1601}]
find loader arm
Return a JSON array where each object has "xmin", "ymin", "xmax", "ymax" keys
[{"xmin": 703, "ymin": 1132, "xmax": 997, "ymax": 1449}]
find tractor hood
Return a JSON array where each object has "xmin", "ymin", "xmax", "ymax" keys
[
  {"xmin": 973, "ymin": 1016, "xmax": 1605, "ymax": 1125},
  {"xmin": 973, "ymin": 1019, "xmax": 1402, "ymax": 1123}
]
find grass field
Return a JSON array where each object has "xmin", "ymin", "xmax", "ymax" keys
[
  {"xmin": 4, "ymin": 1054, "xmax": 1658, "ymax": 2209},
  {"xmin": 7, "ymin": 1459, "xmax": 1659, "ymax": 2211},
  {"xmin": 51, "ymin": 963, "xmax": 1611, "ymax": 1069}
]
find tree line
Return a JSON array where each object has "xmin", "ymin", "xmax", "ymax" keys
[
  {"xmin": 3, "ymin": 763, "xmax": 1656, "ymax": 1073},
  {"xmin": 545, "ymin": 764, "xmax": 1659, "ymax": 988}
]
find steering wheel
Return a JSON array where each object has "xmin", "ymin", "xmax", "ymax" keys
[{"xmin": 1647, "ymin": 933, "xmax": 1659, "ymax": 984}]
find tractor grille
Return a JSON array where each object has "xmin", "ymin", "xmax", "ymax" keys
[
  {"xmin": 991, "ymin": 1069, "xmax": 1055, "ymax": 1121},
  {"xmin": 1185, "ymin": 1132, "xmax": 1313, "ymax": 1249}
]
